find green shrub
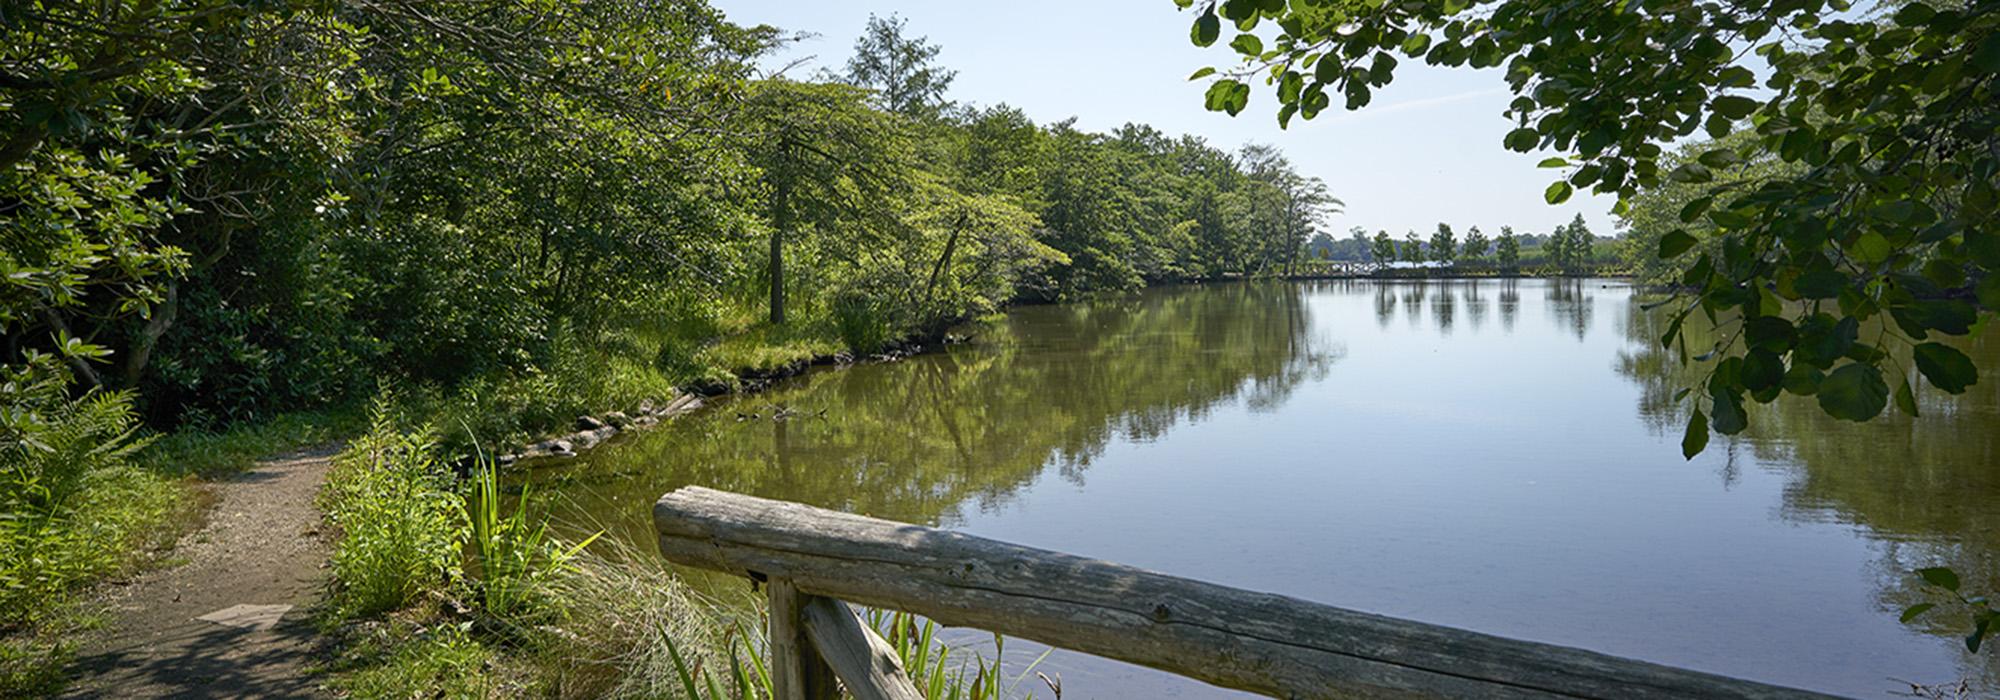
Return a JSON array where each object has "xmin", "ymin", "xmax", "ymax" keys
[
  {"xmin": 321, "ymin": 412, "xmax": 468, "ymax": 617},
  {"xmin": 0, "ymin": 356, "xmax": 186, "ymax": 629},
  {"xmin": 329, "ymin": 617, "xmax": 501, "ymax": 699},
  {"xmin": 833, "ymin": 289, "xmax": 897, "ymax": 353},
  {"xmin": 136, "ymin": 407, "xmax": 364, "ymax": 477}
]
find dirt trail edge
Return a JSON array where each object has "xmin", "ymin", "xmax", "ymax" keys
[{"xmin": 63, "ymin": 447, "xmax": 339, "ymax": 699}]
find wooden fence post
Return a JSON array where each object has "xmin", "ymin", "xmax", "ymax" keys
[
  {"xmin": 768, "ymin": 579, "xmax": 838, "ymax": 700},
  {"xmin": 800, "ymin": 597, "xmax": 924, "ymax": 700}
]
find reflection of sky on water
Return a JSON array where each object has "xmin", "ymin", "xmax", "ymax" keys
[{"xmin": 540, "ymin": 279, "xmax": 2000, "ymax": 698}]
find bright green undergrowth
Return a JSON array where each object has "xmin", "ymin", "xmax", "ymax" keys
[
  {"xmin": 0, "ymin": 380, "xmax": 203, "ymax": 697},
  {"xmin": 319, "ymin": 406, "xmax": 1035, "ymax": 699},
  {"xmin": 137, "ymin": 407, "xmax": 366, "ymax": 477}
]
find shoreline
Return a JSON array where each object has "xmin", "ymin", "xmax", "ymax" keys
[
  {"xmin": 489, "ymin": 274, "xmax": 1641, "ymax": 467},
  {"xmin": 494, "ymin": 329, "xmax": 968, "ymax": 467}
]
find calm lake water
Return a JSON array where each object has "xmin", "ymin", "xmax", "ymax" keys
[{"xmin": 530, "ymin": 279, "xmax": 2000, "ymax": 698}]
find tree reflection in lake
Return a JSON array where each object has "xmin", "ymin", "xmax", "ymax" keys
[
  {"xmin": 1432, "ymin": 281, "xmax": 1457, "ymax": 336},
  {"xmin": 1374, "ymin": 282, "xmax": 1397, "ymax": 329},
  {"xmin": 1498, "ymin": 278, "xmax": 1520, "ymax": 333},
  {"xmin": 1465, "ymin": 281, "xmax": 1488, "ymax": 332},
  {"xmin": 1616, "ymin": 295, "xmax": 2000, "ymax": 687},
  {"xmin": 1401, "ymin": 281, "xmax": 1425, "ymax": 330},
  {"xmin": 525, "ymin": 278, "xmax": 2000, "ymax": 697},
  {"xmin": 1546, "ymin": 277, "xmax": 1594, "ymax": 341},
  {"xmin": 533, "ymin": 282, "xmax": 1340, "ymax": 554}
]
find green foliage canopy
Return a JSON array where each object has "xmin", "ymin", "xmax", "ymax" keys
[{"xmin": 1181, "ymin": 0, "xmax": 2000, "ymax": 454}]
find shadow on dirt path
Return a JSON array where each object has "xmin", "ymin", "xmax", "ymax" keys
[{"xmin": 62, "ymin": 448, "xmax": 338, "ymax": 699}]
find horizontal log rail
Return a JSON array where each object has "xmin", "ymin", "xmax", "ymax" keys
[{"xmin": 654, "ymin": 486, "xmax": 1842, "ymax": 700}]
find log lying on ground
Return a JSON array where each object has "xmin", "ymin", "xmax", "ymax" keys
[{"xmin": 654, "ymin": 486, "xmax": 1841, "ymax": 700}]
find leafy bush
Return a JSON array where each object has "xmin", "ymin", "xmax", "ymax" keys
[
  {"xmin": 321, "ymin": 412, "xmax": 467, "ymax": 617},
  {"xmin": 833, "ymin": 289, "xmax": 897, "ymax": 353}
]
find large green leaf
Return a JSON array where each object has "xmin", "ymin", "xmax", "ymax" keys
[
  {"xmin": 1817, "ymin": 363, "xmax": 1888, "ymax": 422},
  {"xmin": 1192, "ymin": 12, "xmax": 1221, "ymax": 47},
  {"xmin": 1913, "ymin": 342, "xmax": 1978, "ymax": 394},
  {"xmin": 1681, "ymin": 408, "xmax": 1708, "ymax": 460}
]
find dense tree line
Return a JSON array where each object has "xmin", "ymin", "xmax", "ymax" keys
[
  {"xmin": 0, "ymin": 3, "xmax": 1337, "ymax": 435},
  {"xmin": 0, "ymin": 1, "xmax": 1347, "ymax": 641},
  {"xmin": 1306, "ymin": 219, "xmax": 1608, "ymax": 274}
]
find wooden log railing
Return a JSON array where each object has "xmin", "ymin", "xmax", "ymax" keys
[{"xmin": 654, "ymin": 487, "xmax": 1843, "ymax": 700}]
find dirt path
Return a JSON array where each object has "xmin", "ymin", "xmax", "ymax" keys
[{"xmin": 62, "ymin": 448, "xmax": 339, "ymax": 699}]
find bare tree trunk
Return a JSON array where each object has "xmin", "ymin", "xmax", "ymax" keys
[
  {"xmin": 769, "ymin": 183, "xmax": 790, "ymax": 326},
  {"xmin": 921, "ymin": 213, "xmax": 967, "ymax": 308}
]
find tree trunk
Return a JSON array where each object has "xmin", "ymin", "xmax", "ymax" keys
[
  {"xmin": 121, "ymin": 281, "xmax": 179, "ymax": 389},
  {"xmin": 921, "ymin": 213, "xmax": 967, "ymax": 309},
  {"xmin": 770, "ymin": 183, "xmax": 790, "ymax": 326}
]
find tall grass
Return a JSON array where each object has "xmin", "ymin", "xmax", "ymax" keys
[{"xmin": 467, "ymin": 461, "xmax": 599, "ymax": 622}]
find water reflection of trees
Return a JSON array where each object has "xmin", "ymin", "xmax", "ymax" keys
[
  {"xmin": 1545, "ymin": 278, "xmax": 1594, "ymax": 341},
  {"xmin": 1374, "ymin": 283, "xmax": 1397, "ymax": 329},
  {"xmin": 1432, "ymin": 281, "xmax": 1457, "ymax": 336},
  {"xmin": 541, "ymin": 282, "xmax": 1341, "ymax": 553},
  {"xmin": 1616, "ymin": 301, "xmax": 2000, "ymax": 688},
  {"xmin": 1465, "ymin": 282, "xmax": 1488, "ymax": 332},
  {"xmin": 1401, "ymin": 282, "xmax": 1425, "ymax": 330},
  {"xmin": 1360, "ymin": 280, "xmax": 1504, "ymax": 337}
]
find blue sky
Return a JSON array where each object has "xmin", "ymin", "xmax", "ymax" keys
[{"xmin": 712, "ymin": 0, "xmax": 1621, "ymax": 239}]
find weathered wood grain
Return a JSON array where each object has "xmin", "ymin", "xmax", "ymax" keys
[
  {"xmin": 656, "ymin": 486, "xmax": 1844, "ymax": 700},
  {"xmin": 767, "ymin": 580, "xmax": 837, "ymax": 700},
  {"xmin": 800, "ymin": 595, "xmax": 924, "ymax": 700}
]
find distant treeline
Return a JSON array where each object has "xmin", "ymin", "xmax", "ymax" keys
[{"xmin": 1304, "ymin": 215, "xmax": 1621, "ymax": 272}]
